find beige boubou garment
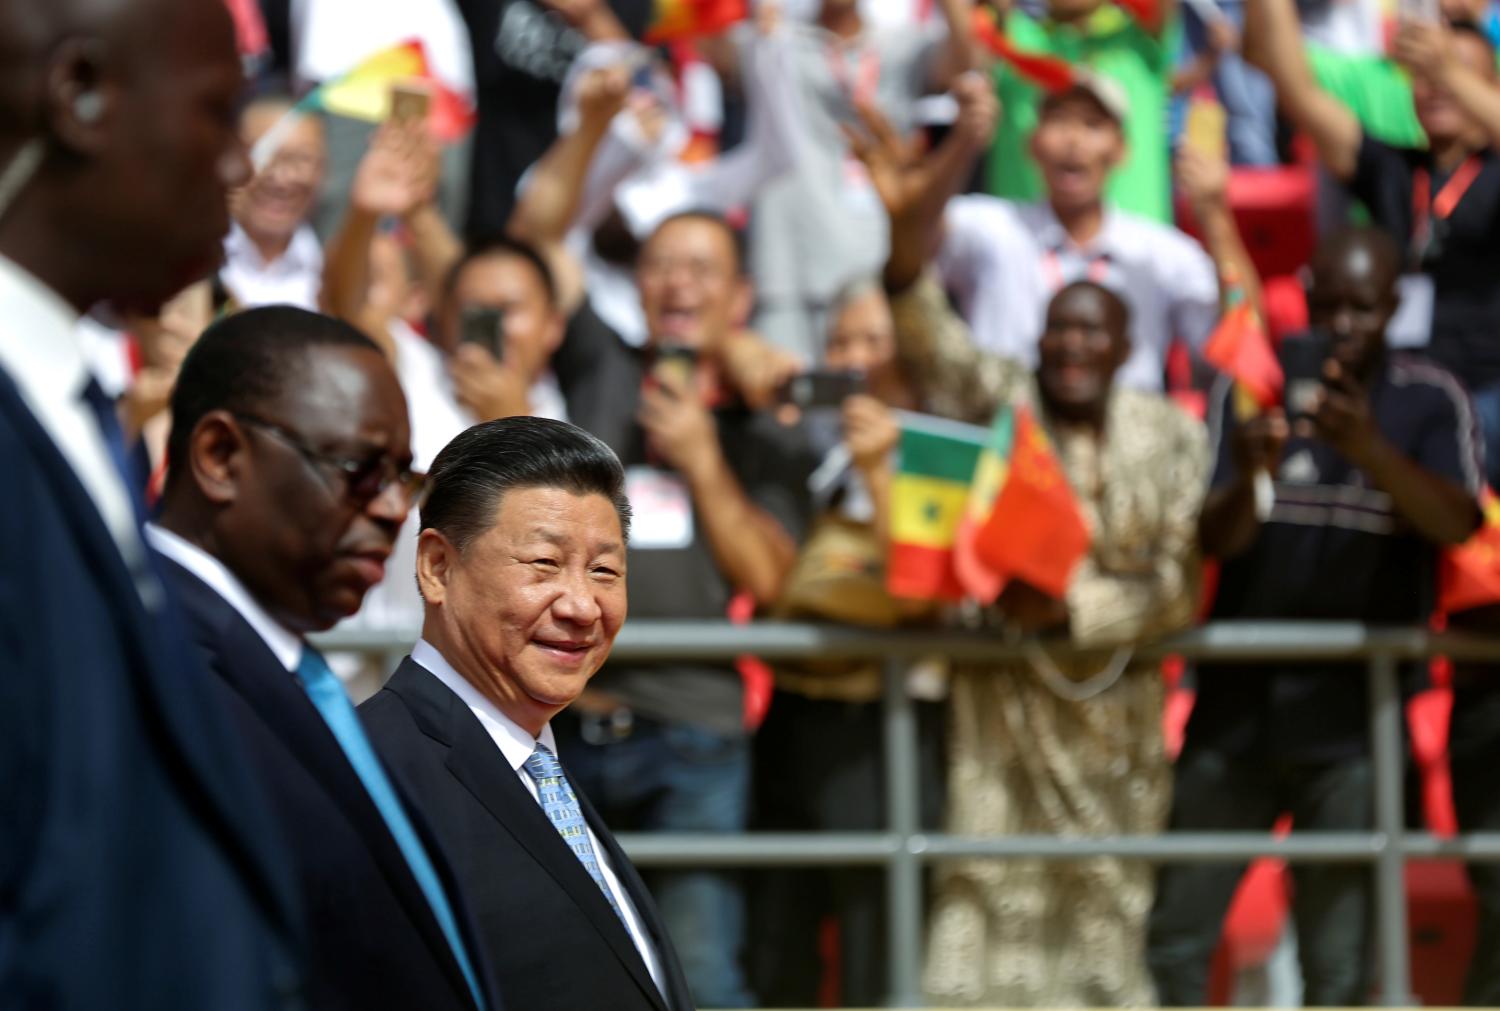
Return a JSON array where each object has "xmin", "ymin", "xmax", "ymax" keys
[{"xmin": 892, "ymin": 276, "xmax": 1209, "ymax": 1007}]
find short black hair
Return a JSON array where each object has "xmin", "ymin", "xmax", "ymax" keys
[
  {"xmin": 165, "ymin": 305, "xmax": 379, "ymax": 484},
  {"xmin": 420, "ymin": 416, "xmax": 632, "ymax": 551},
  {"xmin": 1449, "ymin": 18, "xmax": 1496, "ymax": 58},
  {"xmin": 644, "ymin": 209, "xmax": 748, "ymax": 277},
  {"xmin": 442, "ymin": 234, "xmax": 557, "ymax": 308}
]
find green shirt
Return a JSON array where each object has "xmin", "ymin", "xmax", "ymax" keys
[
  {"xmin": 1308, "ymin": 45, "xmax": 1425, "ymax": 148},
  {"xmin": 986, "ymin": 6, "xmax": 1177, "ymax": 222}
]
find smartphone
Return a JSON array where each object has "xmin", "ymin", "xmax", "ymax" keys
[
  {"xmin": 1183, "ymin": 98, "xmax": 1227, "ymax": 162},
  {"xmin": 1279, "ymin": 331, "xmax": 1330, "ymax": 421},
  {"xmin": 778, "ymin": 370, "xmax": 869, "ymax": 409},
  {"xmin": 390, "ymin": 80, "xmax": 432, "ymax": 125},
  {"xmin": 652, "ymin": 343, "xmax": 699, "ymax": 390},
  {"xmin": 459, "ymin": 305, "xmax": 505, "ymax": 360}
]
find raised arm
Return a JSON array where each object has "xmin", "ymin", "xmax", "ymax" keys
[
  {"xmin": 507, "ymin": 64, "xmax": 631, "ymax": 249},
  {"xmin": 1242, "ymin": 0, "xmax": 1362, "ymax": 179},
  {"xmin": 1176, "ymin": 144, "xmax": 1265, "ymax": 321},
  {"xmin": 929, "ymin": 0, "xmax": 978, "ymax": 89},
  {"xmin": 1394, "ymin": 19, "xmax": 1500, "ymax": 153},
  {"xmin": 321, "ymin": 123, "xmax": 443, "ymax": 357}
]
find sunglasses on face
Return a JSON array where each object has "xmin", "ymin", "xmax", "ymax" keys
[{"xmin": 233, "ymin": 413, "xmax": 426, "ymax": 507}]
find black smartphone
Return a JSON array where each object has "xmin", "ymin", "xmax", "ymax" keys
[
  {"xmin": 459, "ymin": 306, "xmax": 505, "ymax": 360},
  {"xmin": 778, "ymin": 370, "xmax": 868, "ymax": 409},
  {"xmin": 651, "ymin": 343, "xmax": 699, "ymax": 389},
  {"xmin": 1279, "ymin": 331, "xmax": 1330, "ymax": 421}
]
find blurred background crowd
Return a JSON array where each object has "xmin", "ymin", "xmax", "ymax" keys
[{"xmin": 67, "ymin": 0, "xmax": 1500, "ymax": 1004}]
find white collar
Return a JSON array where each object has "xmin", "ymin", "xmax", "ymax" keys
[
  {"xmin": 1033, "ymin": 201, "xmax": 1122, "ymax": 258},
  {"xmin": 145, "ymin": 523, "xmax": 304, "ymax": 671},
  {"xmin": 0, "ymin": 253, "xmax": 87, "ymax": 402},
  {"xmin": 412, "ymin": 638, "xmax": 557, "ymax": 772},
  {"xmin": 225, "ymin": 221, "xmax": 323, "ymax": 274}
]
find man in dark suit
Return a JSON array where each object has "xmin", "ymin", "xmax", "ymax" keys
[
  {"xmin": 0, "ymin": 0, "xmax": 306, "ymax": 1005},
  {"xmin": 148, "ymin": 306, "xmax": 495, "ymax": 1011},
  {"xmin": 360, "ymin": 416, "xmax": 696, "ymax": 1011}
]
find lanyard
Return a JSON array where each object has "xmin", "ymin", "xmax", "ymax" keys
[
  {"xmin": 1411, "ymin": 155, "xmax": 1482, "ymax": 262},
  {"xmin": 1041, "ymin": 247, "xmax": 1111, "ymax": 292},
  {"xmin": 825, "ymin": 41, "xmax": 881, "ymax": 107}
]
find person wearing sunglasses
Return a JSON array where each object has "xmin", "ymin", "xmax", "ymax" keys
[{"xmin": 145, "ymin": 305, "xmax": 497, "ymax": 1011}]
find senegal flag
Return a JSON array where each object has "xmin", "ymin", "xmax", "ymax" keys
[
  {"xmin": 887, "ymin": 413, "xmax": 988, "ymax": 601},
  {"xmin": 645, "ymin": 0, "xmax": 747, "ymax": 42}
]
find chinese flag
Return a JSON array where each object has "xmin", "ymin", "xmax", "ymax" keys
[
  {"xmin": 1205, "ymin": 302, "xmax": 1283, "ymax": 410},
  {"xmin": 1440, "ymin": 487, "xmax": 1500, "ymax": 614},
  {"xmin": 972, "ymin": 408, "xmax": 1091, "ymax": 599},
  {"xmin": 971, "ymin": 7, "xmax": 1078, "ymax": 93}
]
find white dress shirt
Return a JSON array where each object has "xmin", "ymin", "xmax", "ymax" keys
[
  {"xmin": 0, "ymin": 254, "xmax": 143, "ymax": 570},
  {"xmin": 412, "ymin": 638, "xmax": 667, "ymax": 995},
  {"xmin": 145, "ymin": 524, "xmax": 303, "ymax": 671},
  {"xmin": 221, "ymin": 222, "xmax": 324, "ymax": 311},
  {"xmin": 937, "ymin": 194, "xmax": 1222, "ymax": 393}
]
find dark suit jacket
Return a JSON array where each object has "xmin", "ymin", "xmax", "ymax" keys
[
  {"xmin": 0, "ymin": 370, "xmax": 304, "ymax": 1008},
  {"xmin": 160, "ymin": 558, "xmax": 495, "ymax": 1011},
  {"xmin": 360, "ymin": 657, "xmax": 697, "ymax": 1011}
]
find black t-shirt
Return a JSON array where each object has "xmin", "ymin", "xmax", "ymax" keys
[
  {"xmin": 1188, "ymin": 352, "xmax": 1484, "ymax": 763},
  {"xmin": 1350, "ymin": 136, "xmax": 1500, "ymax": 389},
  {"xmin": 453, "ymin": 0, "xmax": 651, "ymax": 239}
]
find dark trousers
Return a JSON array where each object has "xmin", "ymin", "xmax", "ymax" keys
[
  {"xmin": 1451, "ymin": 678, "xmax": 1500, "ymax": 1006},
  {"xmin": 1147, "ymin": 748, "xmax": 1374, "ymax": 1005},
  {"xmin": 747, "ymin": 691, "xmax": 946, "ymax": 1008}
]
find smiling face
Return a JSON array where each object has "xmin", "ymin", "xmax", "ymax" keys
[
  {"xmin": 419, "ymin": 486, "xmax": 628, "ymax": 735},
  {"xmin": 1031, "ymin": 91, "xmax": 1125, "ymax": 213},
  {"xmin": 1036, "ymin": 283, "xmax": 1130, "ymax": 422},
  {"xmin": 231, "ymin": 101, "xmax": 326, "ymax": 251},
  {"xmin": 636, "ymin": 215, "xmax": 751, "ymax": 351},
  {"xmin": 1305, "ymin": 230, "xmax": 1400, "ymax": 383}
]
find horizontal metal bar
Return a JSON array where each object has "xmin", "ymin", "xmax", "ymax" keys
[
  {"xmin": 615, "ymin": 831, "xmax": 1500, "ymax": 866},
  {"xmin": 617, "ymin": 832, "xmax": 903, "ymax": 866},
  {"xmin": 314, "ymin": 620, "xmax": 1500, "ymax": 664}
]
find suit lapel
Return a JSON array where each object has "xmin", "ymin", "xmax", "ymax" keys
[
  {"xmin": 574, "ymin": 786, "xmax": 695, "ymax": 1011},
  {"xmin": 0, "ymin": 373, "xmax": 300, "ymax": 939},
  {"xmin": 160, "ymin": 560, "xmax": 481, "ymax": 1010},
  {"xmin": 389, "ymin": 660, "xmax": 667, "ymax": 1011}
]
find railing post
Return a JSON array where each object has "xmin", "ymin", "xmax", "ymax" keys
[
  {"xmin": 1369, "ymin": 650, "xmax": 1416, "ymax": 1005},
  {"xmin": 882, "ymin": 656, "xmax": 924, "ymax": 1007}
]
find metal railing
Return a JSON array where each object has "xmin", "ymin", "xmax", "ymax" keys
[{"xmin": 315, "ymin": 620, "xmax": 1500, "ymax": 1007}]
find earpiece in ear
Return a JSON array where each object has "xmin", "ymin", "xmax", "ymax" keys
[{"xmin": 74, "ymin": 91, "xmax": 104, "ymax": 124}]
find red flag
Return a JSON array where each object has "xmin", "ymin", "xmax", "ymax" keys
[
  {"xmin": 971, "ymin": 8, "xmax": 1078, "ymax": 93},
  {"xmin": 645, "ymin": 0, "xmax": 747, "ymax": 43},
  {"xmin": 972, "ymin": 408, "xmax": 1091, "ymax": 599},
  {"xmin": 1440, "ymin": 487, "xmax": 1500, "ymax": 614},
  {"xmin": 1110, "ymin": 0, "xmax": 1163, "ymax": 28},
  {"xmin": 1205, "ymin": 302, "xmax": 1283, "ymax": 410}
]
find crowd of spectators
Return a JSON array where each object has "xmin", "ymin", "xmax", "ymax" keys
[{"xmin": 25, "ymin": 0, "xmax": 1500, "ymax": 1004}]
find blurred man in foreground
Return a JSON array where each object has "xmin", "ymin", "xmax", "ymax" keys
[{"xmin": 0, "ymin": 0, "xmax": 304, "ymax": 1004}]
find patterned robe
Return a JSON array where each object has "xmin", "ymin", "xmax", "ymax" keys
[{"xmin": 892, "ymin": 278, "xmax": 1210, "ymax": 1006}]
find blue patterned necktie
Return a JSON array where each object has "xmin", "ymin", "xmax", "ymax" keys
[
  {"xmin": 295, "ymin": 647, "xmax": 487, "ymax": 1010},
  {"xmin": 522, "ymin": 743, "xmax": 626, "ymax": 926}
]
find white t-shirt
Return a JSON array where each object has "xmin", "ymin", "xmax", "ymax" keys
[{"xmin": 937, "ymin": 195, "xmax": 1221, "ymax": 393}]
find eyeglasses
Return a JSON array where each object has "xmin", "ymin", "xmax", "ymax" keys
[{"xmin": 233, "ymin": 413, "xmax": 426, "ymax": 506}]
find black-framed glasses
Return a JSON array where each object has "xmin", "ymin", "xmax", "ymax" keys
[{"xmin": 233, "ymin": 412, "xmax": 426, "ymax": 506}]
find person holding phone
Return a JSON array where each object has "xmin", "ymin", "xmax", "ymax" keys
[
  {"xmin": 1148, "ymin": 227, "xmax": 1484, "ymax": 1005},
  {"xmin": 1245, "ymin": 0, "xmax": 1500, "ymax": 485}
]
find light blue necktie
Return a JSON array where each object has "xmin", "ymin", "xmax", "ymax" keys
[
  {"xmin": 295, "ymin": 647, "xmax": 486, "ymax": 1010},
  {"xmin": 522, "ymin": 743, "xmax": 626, "ymax": 926}
]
